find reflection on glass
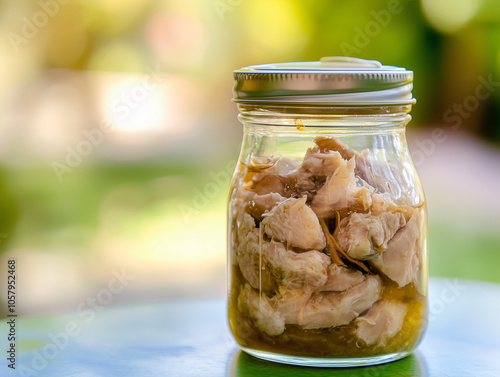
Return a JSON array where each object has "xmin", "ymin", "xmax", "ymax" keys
[{"xmin": 227, "ymin": 350, "xmax": 427, "ymax": 377}]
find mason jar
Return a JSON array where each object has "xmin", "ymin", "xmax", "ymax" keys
[{"xmin": 227, "ymin": 57, "xmax": 428, "ymax": 367}]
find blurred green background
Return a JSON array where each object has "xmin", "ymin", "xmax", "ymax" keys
[{"xmin": 0, "ymin": 0, "xmax": 499, "ymax": 315}]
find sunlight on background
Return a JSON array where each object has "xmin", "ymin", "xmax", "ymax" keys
[
  {"xmin": 0, "ymin": 0, "xmax": 499, "ymax": 316},
  {"xmin": 421, "ymin": 0, "xmax": 480, "ymax": 33},
  {"xmin": 242, "ymin": 0, "xmax": 310, "ymax": 58}
]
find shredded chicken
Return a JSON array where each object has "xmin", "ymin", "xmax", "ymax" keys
[
  {"xmin": 355, "ymin": 300, "xmax": 407, "ymax": 346},
  {"xmin": 322, "ymin": 263, "xmax": 366, "ymax": 292},
  {"xmin": 263, "ymin": 241, "xmax": 331, "ymax": 289},
  {"xmin": 314, "ymin": 137, "xmax": 412, "ymax": 199},
  {"xmin": 370, "ymin": 213, "xmax": 421, "ymax": 289},
  {"xmin": 293, "ymin": 147, "xmax": 345, "ymax": 194},
  {"xmin": 247, "ymin": 192, "xmax": 286, "ymax": 220},
  {"xmin": 238, "ymin": 284, "xmax": 285, "ymax": 336},
  {"xmin": 275, "ymin": 287, "xmax": 313, "ymax": 324},
  {"xmin": 244, "ymin": 157, "xmax": 298, "ymax": 197},
  {"xmin": 266, "ymin": 157, "xmax": 299, "ymax": 175},
  {"xmin": 230, "ymin": 136, "xmax": 425, "ymax": 344},
  {"xmin": 236, "ymin": 211, "xmax": 331, "ymax": 290},
  {"xmin": 249, "ymin": 174, "xmax": 288, "ymax": 196},
  {"xmin": 234, "ymin": 212, "xmax": 261, "ymax": 289},
  {"xmin": 371, "ymin": 193, "xmax": 416, "ymax": 220},
  {"xmin": 297, "ymin": 275, "xmax": 381, "ymax": 329},
  {"xmin": 311, "ymin": 153, "xmax": 372, "ymax": 216},
  {"xmin": 335, "ymin": 212, "xmax": 407, "ymax": 260},
  {"xmin": 262, "ymin": 196, "xmax": 326, "ymax": 250}
]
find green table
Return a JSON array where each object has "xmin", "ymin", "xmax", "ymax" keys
[{"xmin": 2, "ymin": 278, "xmax": 499, "ymax": 376}]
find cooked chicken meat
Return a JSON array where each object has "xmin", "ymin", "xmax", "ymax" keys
[
  {"xmin": 322, "ymin": 264, "xmax": 366, "ymax": 292},
  {"xmin": 275, "ymin": 264, "xmax": 368, "ymax": 326},
  {"xmin": 298, "ymin": 275, "xmax": 381, "ymax": 329},
  {"xmin": 266, "ymin": 156, "xmax": 299, "ymax": 175},
  {"xmin": 311, "ymin": 153, "xmax": 372, "ymax": 216},
  {"xmin": 275, "ymin": 287, "xmax": 313, "ymax": 324},
  {"xmin": 249, "ymin": 173, "xmax": 288, "ymax": 196},
  {"xmin": 293, "ymin": 146, "xmax": 345, "ymax": 194},
  {"xmin": 370, "ymin": 213, "xmax": 421, "ymax": 288},
  {"xmin": 229, "ymin": 136, "xmax": 426, "ymax": 355},
  {"xmin": 314, "ymin": 137, "xmax": 414, "ymax": 200},
  {"xmin": 234, "ymin": 212, "xmax": 261, "ymax": 289},
  {"xmin": 236, "ymin": 211, "xmax": 331, "ymax": 290},
  {"xmin": 238, "ymin": 284, "xmax": 285, "ymax": 336},
  {"xmin": 355, "ymin": 300, "xmax": 407, "ymax": 346},
  {"xmin": 262, "ymin": 196, "xmax": 326, "ymax": 250},
  {"xmin": 314, "ymin": 136, "xmax": 360, "ymax": 160},
  {"xmin": 247, "ymin": 192, "xmax": 286, "ymax": 220},
  {"xmin": 371, "ymin": 193, "xmax": 416, "ymax": 220},
  {"xmin": 335, "ymin": 212, "xmax": 407, "ymax": 260},
  {"xmin": 263, "ymin": 240, "xmax": 331, "ymax": 289}
]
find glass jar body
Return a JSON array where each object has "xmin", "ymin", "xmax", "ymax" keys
[{"xmin": 227, "ymin": 106, "xmax": 428, "ymax": 367}]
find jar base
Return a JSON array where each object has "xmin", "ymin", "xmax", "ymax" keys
[{"xmin": 241, "ymin": 347, "xmax": 412, "ymax": 367}]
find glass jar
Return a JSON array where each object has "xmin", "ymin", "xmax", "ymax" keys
[{"xmin": 227, "ymin": 57, "xmax": 428, "ymax": 367}]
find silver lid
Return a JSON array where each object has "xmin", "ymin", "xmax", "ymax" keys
[{"xmin": 233, "ymin": 57, "xmax": 415, "ymax": 106}]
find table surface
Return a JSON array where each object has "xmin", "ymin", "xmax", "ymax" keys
[{"xmin": 2, "ymin": 278, "xmax": 500, "ymax": 377}]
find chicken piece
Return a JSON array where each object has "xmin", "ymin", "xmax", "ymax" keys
[
  {"xmin": 294, "ymin": 147, "xmax": 345, "ymax": 192},
  {"xmin": 263, "ymin": 240, "xmax": 331, "ymax": 289},
  {"xmin": 249, "ymin": 146, "xmax": 351, "ymax": 200},
  {"xmin": 314, "ymin": 136, "xmax": 356, "ymax": 158},
  {"xmin": 250, "ymin": 174, "xmax": 288, "ymax": 196},
  {"xmin": 253, "ymin": 192, "xmax": 286, "ymax": 211},
  {"xmin": 352, "ymin": 185, "xmax": 373, "ymax": 210},
  {"xmin": 247, "ymin": 192, "xmax": 286, "ymax": 220},
  {"xmin": 370, "ymin": 213, "xmax": 421, "ymax": 289},
  {"xmin": 262, "ymin": 196, "xmax": 326, "ymax": 251},
  {"xmin": 314, "ymin": 137, "xmax": 419, "ymax": 203},
  {"xmin": 236, "ymin": 210, "xmax": 257, "ymax": 239},
  {"xmin": 356, "ymin": 156, "xmax": 405, "ymax": 196},
  {"xmin": 246, "ymin": 156, "xmax": 298, "ymax": 175},
  {"xmin": 335, "ymin": 212, "xmax": 407, "ymax": 260},
  {"xmin": 276, "ymin": 141, "xmax": 362, "ymax": 201},
  {"xmin": 275, "ymin": 270, "xmax": 370, "ymax": 327},
  {"xmin": 355, "ymin": 300, "xmax": 407, "ymax": 346},
  {"xmin": 266, "ymin": 157, "xmax": 299, "ymax": 175},
  {"xmin": 274, "ymin": 267, "xmax": 367, "ymax": 325},
  {"xmin": 314, "ymin": 137, "xmax": 384, "ymax": 192},
  {"xmin": 322, "ymin": 264, "xmax": 366, "ymax": 292},
  {"xmin": 231, "ymin": 186, "xmax": 252, "ymax": 219},
  {"xmin": 232, "ymin": 186, "xmax": 285, "ymax": 220},
  {"xmin": 234, "ymin": 212, "xmax": 262, "ymax": 288},
  {"xmin": 311, "ymin": 153, "xmax": 372, "ymax": 216},
  {"xmin": 245, "ymin": 156, "xmax": 299, "ymax": 197},
  {"xmin": 275, "ymin": 288, "xmax": 312, "ymax": 324},
  {"xmin": 371, "ymin": 193, "xmax": 416, "ymax": 221},
  {"xmin": 296, "ymin": 275, "xmax": 381, "ymax": 329},
  {"xmin": 235, "ymin": 211, "xmax": 281, "ymax": 291},
  {"xmin": 238, "ymin": 284, "xmax": 285, "ymax": 336},
  {"xmin": 236, "ymin": 212, "xmax": 331, "ymax": 290},
  {"xmin": 357, "ymin": 152, "xmax": 421, "ymax": 203}
]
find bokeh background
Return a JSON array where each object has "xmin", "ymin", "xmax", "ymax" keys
[{"xmin": 0, "ymin": 0, "xmax": 499, "ymax": 316}]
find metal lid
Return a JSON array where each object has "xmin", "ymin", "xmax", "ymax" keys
[{"xmin": 233, "ymin": 57, "xmax": 415, "ymax": 106}]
